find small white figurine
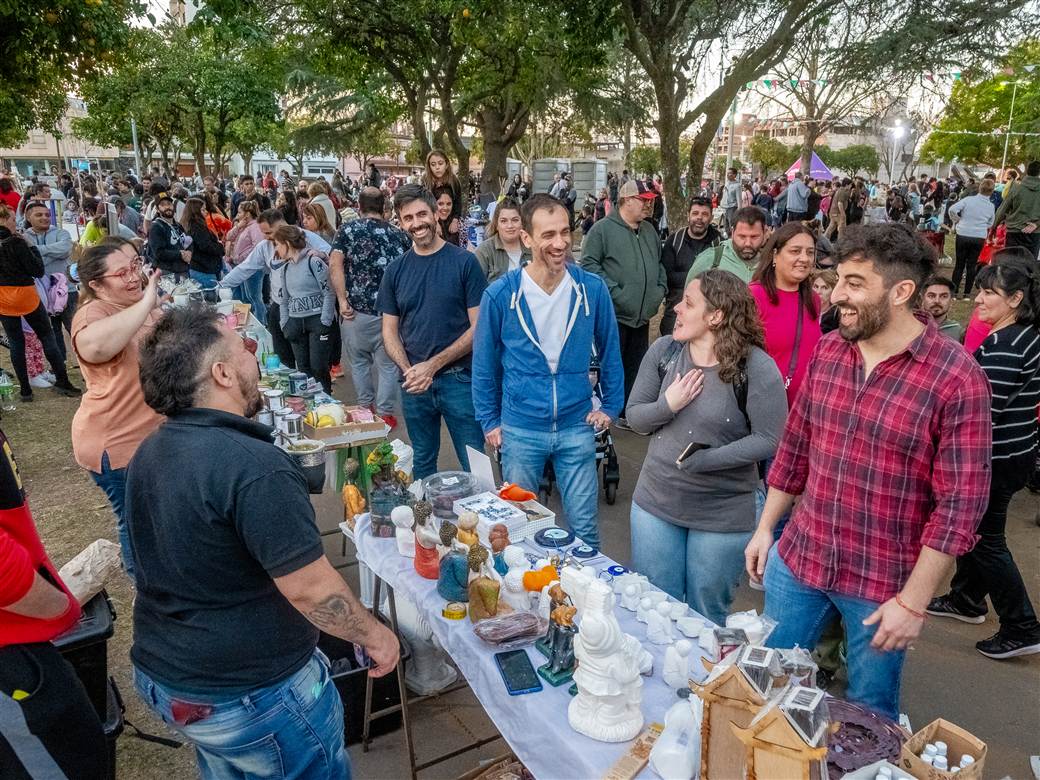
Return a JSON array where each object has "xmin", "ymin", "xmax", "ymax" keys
[
  {"xmin": 620, "ymin": 583, "xmax": 641, "ymax": 611},
  {"xmin": 568, "ymin": 581, "xmax": 643, "ymax": 742},
  {"xmin": 391, "ymin": 505, "xmax": 415, "ymax": 558},
  {"xmin": 623, "ymin": 633, "xmax": 654, "ymax": 676},
  {"xmin": 499, "ymin": 545, "xmax": 532, "ymax": 612},
  {"xmin": 560, "ymin": 564, "xmax": 596, "ymax": 614},
  {"xmin": 637, "ymin": 596, "xmax": 654, "ymax": 623},
  {"xmin": 648, "ymin": 697, "xmax": 702, "ymax": 780},
  {"xmin": 646, "ymin": 601, "xmax": 674, "ymax": 645},
  {"xmin": 662, "ymin": 639, "xmax": 693, "ymax": 689}
]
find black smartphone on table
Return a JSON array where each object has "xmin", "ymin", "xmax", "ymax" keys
[{"xmin": 494, "ymin": 649, "xmax": 543, "ymax": 695}]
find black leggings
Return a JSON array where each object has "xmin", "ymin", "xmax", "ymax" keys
[
  {"xmin": 952, "ymin": 235, "xmax": 985, "ymax": 297},
  {"xmin": 284, "ymin": 314, "xmax": 333, "ymax": 393},
  {"xmin": 0, "ymin": 303, "xmax": 70, "ymax": 395}
]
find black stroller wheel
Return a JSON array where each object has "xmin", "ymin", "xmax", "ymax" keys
[{"xmin": 605, "ymin": 482, "xmax": 617, "ymax": 505}]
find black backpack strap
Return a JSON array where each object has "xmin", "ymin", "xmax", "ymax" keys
[
  {"xmin": 733, "ymin": 358, "xmax": 751, "ymax": 430},
  {"xmin": 656, "ymin": 338, "xmax": 684, "ymax": 381}
]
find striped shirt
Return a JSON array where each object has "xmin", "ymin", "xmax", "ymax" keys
[{"xmin": 975, "ymin": 323, "xmax": 1040, "ymax": 460}]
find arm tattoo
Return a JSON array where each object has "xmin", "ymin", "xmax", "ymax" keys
[{"xmin": 305, "ymin": 591, "xmax": 371, "ymax": 642}]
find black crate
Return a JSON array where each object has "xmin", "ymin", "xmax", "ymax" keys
[
  {"xmin": 317, "ymin": 632, "xmax": 408, "ymax": 746},
  {"xmin": 52, "ymin": 591, "xmax": 116, "ymax": 720},
  {"xmin": 103, "ymin": 678, "xmax": 124, "ymax": 780}
]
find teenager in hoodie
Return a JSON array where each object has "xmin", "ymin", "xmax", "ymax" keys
[{"xmin": 473, "ymin": 195, "xmax": 623, "ymax": 548}]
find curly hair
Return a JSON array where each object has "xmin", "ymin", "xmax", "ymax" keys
[
  {"xmin": 139, "ymin": 304, "xmax": 227, "ymax": 416},
  {"xmin": 695, "ymin": 268, "xmax": 765, "ymax": 384}
]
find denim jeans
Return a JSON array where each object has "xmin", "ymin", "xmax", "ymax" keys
[
  {"xmin": 630, "ymin": 502, "xmax": 752, "ymax": 626},
  {"xmin": 763, "ymin": 546, "xmax": 905, "ymax": 720},
  {"xmin": 189, "ymin": 270, "xmax": 221, "ymax": 303},
  {"xmin": 502, "ymin": 422, "xmax": 600, "ymax": 548},
  {"xmin": 341, "ymin": 312, "xmax": 399, "ymax": 415},
  {"xmin": 399, "ymin": 366, "xmax": 485, "ymax": 479},
  {"xmin": 50, "ymin": 288, "xmax": 78, "ymax": 363},
  {"xmin": 89, "ymin": 451, "xmax": 132, "ymax": 582},
  {"xmin": 233, "ymin": 272, "xmax": 267, "ymax": 327},
  {"xmin": 754, "ymin": 457, "xmax": 790, "ymax": 542},
  {"xmin": 134, "ymin": 651, "xmax": 349, "ymax": 780}
]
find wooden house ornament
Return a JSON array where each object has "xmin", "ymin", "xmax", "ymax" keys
[
  {"xmin": 690, "ymin": 645, "xmax": 782, "ymax": 780},
  {"xmin": 731, "ymin": 685, "xmax": 830, "ymax": 780}
]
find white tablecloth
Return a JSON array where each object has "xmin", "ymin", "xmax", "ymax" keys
[{"xmin": 350, "ymin": 514, "xmax": 714, "ymax": 780}]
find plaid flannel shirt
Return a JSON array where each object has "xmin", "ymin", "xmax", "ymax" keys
[{"xmin": 770, "ymin": 315, "xmax": 992, "ymax": 603}]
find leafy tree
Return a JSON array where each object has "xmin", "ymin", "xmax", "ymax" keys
[
  {"xmin": 628, "ymin": 145, "xmax": 661, "ymax": 176},
  {"xmin": 921, "ymin": 40, "xmax": 1040, "ymax": 168},
  {"xmin": 1, "ymin": 0, "xmax": 147, "ymax": 146},
  {"xmin": 713, "ymin": 157, "xmax": 746, "ymax": 178},
  {"xmin": 747, "ymin": 137, "xmax": 795, "ymax": 177},
  {"xmin": 825, "ymin": 144, "xmax": 881, "ymax": 177}
]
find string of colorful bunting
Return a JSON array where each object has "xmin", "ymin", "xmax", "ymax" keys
[
  {"xmin": 929, "ymin": 128, "xmax": 1040, "ymax": 137},
  {"xmin": 746, "ymin": 63, "xmax": 1039, "ymax": 91}
]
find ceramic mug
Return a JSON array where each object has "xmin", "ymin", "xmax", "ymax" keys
[
  {"xmin": 218, "ymin": 287, "xmax": 233, "ymax": 301},
  {"xmin": 173, "ymin": 293, "xmax": 188, "ymax": 307}
]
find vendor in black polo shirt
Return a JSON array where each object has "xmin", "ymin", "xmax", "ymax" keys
[{"xmin": 125, "ymin": 305, "xmax": 398, "ymax": 780}]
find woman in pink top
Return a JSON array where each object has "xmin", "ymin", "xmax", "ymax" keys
[{"xmin": 749, "ymin": 221, "xmax": 822, "ymax": 406}]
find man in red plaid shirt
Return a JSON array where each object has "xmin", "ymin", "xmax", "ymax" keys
[{"xmin": 745, "ymin": 223, "xmax": 992, "ymax": 720}]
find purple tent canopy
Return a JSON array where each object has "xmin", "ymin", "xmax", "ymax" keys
[{"xmin": 785, "ymin": 152, "xmax": 834, "ymax": 181}]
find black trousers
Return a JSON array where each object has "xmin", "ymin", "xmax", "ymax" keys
[
  {"xmin": 618, "ymin": 322, "xmax": 649, "ymax": 413},
  {"xmin": 0, "ymin": 303, "xmax": 71, "ymax": 395},
  {"xmin": 949, "ymin": 453, "xmax": 1040, "ymax": 639},
  {"xmin": 1005, "ymin": 230, "xmax": 1040, "ymax": 261},
  {"xmin": 952, "ymin": 235, "xmax": 986, "ymax": 297},
  {"xmin": 0, "ymin": 643, "xmax": 108, "ymax": 780},
  {"xmin": 266, "ymin": 302, "xmax": 296, "ymax": 370},
  {"xmin": 284, "ymin": 314, "xmax": 333, "ymax": 393},
  {"xmin": 50, "ymin": 289, "xmax": 78, "ymax": 363}
]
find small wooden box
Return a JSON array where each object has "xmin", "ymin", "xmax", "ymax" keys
[
  {"xmin": 899, "ymin": 718, "xmax": 986, "ymax": 780},
  {"xmin": 303, "ymin": 405, "xmax": 386, "ymax": 440}
]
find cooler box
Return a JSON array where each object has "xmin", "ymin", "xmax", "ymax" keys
[
  {"xmin": 52, "ymin": 590, "xmax": 116, "ymax": 719},
  {"xmin": 103, "ymin": 677, "xmax": 125, "ymax": 780}
]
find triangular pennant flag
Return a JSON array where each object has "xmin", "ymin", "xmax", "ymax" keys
[
  {"xmin": 953, "ymin": 72, "xmax": 961, "ymax": 81},
  {"xmin": 1025, "ymin": 65, "xmax": 1036, "ymax": 73},
  {"xmin": 746, "ymin": 82, "xmax": 754, "ymax": 89},
  {"xmin": 819, "ymin": 79, "xmax": 827, "ymax": 86},
  {"xmin": 790, "ymin": 79, "xmax": 798, "ymax": 87},
  {"xmin": 925, "ymin": 73, "xmax": 935, "ymax": 82},
  {"xmin": 764, "ymin": 79, "xmax": 773, "ymax": 88}
]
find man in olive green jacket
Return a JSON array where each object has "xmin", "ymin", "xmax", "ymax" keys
[
  {"xmin": 994, "ymin": 161, "xmax": 1040, "ymax": 260},
  {"xmin": 580, "ymin": 179, "xmax": 666, "ymax": 426}
]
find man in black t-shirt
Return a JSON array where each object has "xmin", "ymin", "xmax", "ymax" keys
[{"xmin": 126, "ymin": 305, "xmax": 398, "ymax": 780}]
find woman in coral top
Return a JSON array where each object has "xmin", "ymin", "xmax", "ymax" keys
[{"xmin": 70, "ymin": 237, "xmax": 164, "ymax": 582}]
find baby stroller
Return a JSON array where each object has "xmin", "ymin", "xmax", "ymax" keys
[{"xmin": 539, "ymin": 354, "xmax": 621, "ymax": 505}]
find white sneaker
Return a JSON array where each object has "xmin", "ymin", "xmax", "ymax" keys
[
  {"xmin": 29, "ymin": 375, "xmax": 54, "ymax": 388},
  {"xmin": 41, "ymin": 371, "xmax": 56, "ymax": 384}
]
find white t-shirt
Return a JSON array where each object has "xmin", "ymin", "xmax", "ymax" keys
[
  {"xmin": 521, "ymin": 269, "xmax": 573, "ymax": 373},
  {"xmin": 506, "ymin": 248, "xmax": 523, "ymax": 271}
]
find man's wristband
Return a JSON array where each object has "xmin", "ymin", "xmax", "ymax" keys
[{"xmin": 895, "ymin": 594, "xmax": 926, "ymax": 620}]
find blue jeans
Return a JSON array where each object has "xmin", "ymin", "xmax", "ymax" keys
[
  {"xmin": 630, "ymin": 502, "xmax": 752, "ymax": 626},
  {"xmin": 134, "ymin": 651, "xmax": 349, "ymax": 780},
  {"xmin": 763, "ymin": 546, "xmax": 905, "ymax": 720},
  {"xmin": 755, "ymin": 457, "xmax": 790, "ymax": 542},
  {"xmin": 234, "ymin": 271, "xmax": 267, "ymax": 327},
  {"xmin": 89, "ymin": 451, "xmax": 132, "ymax": 582},
  {"xmin": 501, "ymin": 422, "xmax": 600, "ymax": 548},
  {"xmin": 400, "ymin": 366, "xmax": 485, "ymax": 479},
  {"xmin": 189, "ymin": 269, "xmax": 221, "ymax": 302}
]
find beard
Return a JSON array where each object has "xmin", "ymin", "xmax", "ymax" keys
[
  {"xmin": 242, "ymin": 374, "xmax": 264, "ymax": 419},
  {"xmin": 838, "ymin": 296, "xmax": 891, "ymax": 341},
  {"xmin": 928, "ymin": 304, "xmax": 948, "ymax": 319}
]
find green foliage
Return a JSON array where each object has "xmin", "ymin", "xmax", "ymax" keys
[
  {"xmin": 1, "ymin": 0, "xmax": 146, "ymax": 146},
  {"xmin": 713, "ymin": 157, "xmax": 746, "ymax": 177},
  {"xmin": 628, "ymin": 145, "xmax": 661, "ymax": 176},
  {"xmin": 921, "ymin": 40, "xmax": 1040, "ymax": 168},
  {"xmin": 823, "ymin": 144, "xmax": 881, "ymax": 177},
  {"xmin": 748, "ymin": 137, "xmax": 795, "ymax": 177}
]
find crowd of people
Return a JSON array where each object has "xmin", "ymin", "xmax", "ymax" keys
[{"xmin": 2, "ymin": 149, "xmax": 1040, "ymax": 779}]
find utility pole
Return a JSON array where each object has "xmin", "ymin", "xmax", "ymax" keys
[
  {"xmin": 1000, "ymin": 80, "xmax": 1023, "ymax": 173},
  {"xmin": 723, "ymin": 97, "xmax": 738, "ymax": 178},
  {"xmin": 131, "ymin": 116, "xmax": 143, "ymax": 176}
]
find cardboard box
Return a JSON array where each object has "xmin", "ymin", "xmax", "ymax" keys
[
  {"xmin": 303, "ymin": 405, "xmax": 386, "ymax": 440},
  {"xmin": 899, "ymin": 718, "xmax": 986, "ymax": 780},
  {"xmin": 455, "ymin": 491, "xmax": 556, "ymax": 542}
]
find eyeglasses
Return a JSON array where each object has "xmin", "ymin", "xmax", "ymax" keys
[{"xmin": 99, "ymin": 256, "xmax": 144, "ymax": 283}]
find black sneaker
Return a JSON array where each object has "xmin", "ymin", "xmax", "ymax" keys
[
  {"xmin": 926, "ymin": 594, "xmax": 986, "ymax": 624},
  {"xmin": 976, "ymin": 631, "xmax": 1040, "ymax": 660},
  {"xmin": 52, "ymin": 381, "xmax": 82, "ymax": 398},
  {"xmin": 18, "ymin": 392, "xmax": 32, "ymax": 403}
]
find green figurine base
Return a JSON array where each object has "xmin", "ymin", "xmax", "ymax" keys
[
  {"xmin": 536, "ymin": 661, "xmax": 574, "ymax": 687},
  {"xmin": 534, "ymin": 636, "xmax": 552, "ymax": 658},
  {"xmin": 567, "ymin": 682, "xmax": 578, "ymax": 696}
]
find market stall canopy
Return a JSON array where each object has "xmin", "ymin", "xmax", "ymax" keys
[{"xmin": 785, "ymin": 152, "xmax": 834, "ymax": 181}]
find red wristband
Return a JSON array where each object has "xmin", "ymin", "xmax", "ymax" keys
[{"xmin": 895, "ymin": 594, "xmax": 926, "ymax": 620}]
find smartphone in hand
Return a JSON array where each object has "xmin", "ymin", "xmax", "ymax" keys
[{"xmin": 676, "ymin": 441, "xmax": 710, "ymax": 467}]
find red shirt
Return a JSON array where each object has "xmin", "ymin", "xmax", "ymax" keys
[
  {"xmin": 0, "ymin": 429, "xmax": 80, "ymax": 646},
  {"xmin": 750, "ymin": 284, "xmax": 822, "ymax": 405},
  {"xmin": 769, "ymin": 316, "xmax": 992, "ymax": 603}
]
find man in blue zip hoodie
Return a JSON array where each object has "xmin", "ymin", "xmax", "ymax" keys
[{"xmin": 473, "ymin": 194, "xmax": 623, "ymax": 549}]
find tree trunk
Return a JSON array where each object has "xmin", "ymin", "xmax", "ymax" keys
[
  {"xmin": 799, "ymin": 122, "xmax": 822, "ymax": 174},
  {"xmin": 477, "ymin": 102, "xmax": 531, "ymax": 197},
  {"xmin": 242, "ymin": 150, "xmax": 254, "ymax": 176},
  {"xmin": 623, "ymin": 121, "xmax": 633, "ymax": 167},
  {"xmin": 651, "ymin": 77, "xmax": 683, "ymax": 231},
  {"xmin": 192, "ymin": 113, "xmax": 209, "ymax": 177}
]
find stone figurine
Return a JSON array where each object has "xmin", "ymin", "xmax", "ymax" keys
[
  {"xmin": 499, "ymin": 545, "xmax": 532, "ymax": 612},
  {"xmin": 662, "ymin": 639, "xmax": 694, "ymax": 690},
  {"xmin": 436, "ymin": 522, "xmax": 469, "ymax": 602},
  {"xmin": 412, "ymin": 501, "xmax": 440, "ymax": 579},
  {"xmin": 391, "ymin": 505, "xmax": 415, "ymax": 558},
  {"xmin": 646, "ymin": 601, "xmax": 675, "ymax": 645}
]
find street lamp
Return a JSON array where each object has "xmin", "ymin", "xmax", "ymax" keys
[
  {"xmin": 999, "ymin": 80, "xmax": 1027, "ymax": 173},
  {"xmin": 889, "ymin": 122, "xmax": 906, "ymax": 184}
]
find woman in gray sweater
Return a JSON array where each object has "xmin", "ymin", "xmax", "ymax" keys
[
  {"xmin": 626, "ymin": 269, "xmax": 787, "ymax": 624},
  {"xmin": 272, "ymin": 224, "xmax": 336, "ymax": 392}
]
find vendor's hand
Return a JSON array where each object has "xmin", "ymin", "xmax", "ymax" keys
[
  {"xmin": 863, "ymin": 597, "xmax": 924, "ymax": 652},
  {"xmin": 364, "ymin": 621, "xmax": 401, "ymax": 678},
  {"xmin": 744, "ymin": 526, "xmax": 774, "ymax": 585},
  {"xmin": 339, "ymin": 300, "xmax": 356, "ymax": 320},
  {"xmin": 180, "ymin": 249, "xmax": 192, "ymax": 262},
  {"xmin": 143, "ymin": 267, "xmax": 162, "ymax": 301},
  {"xmin": 664, "ymin": 368, "xmax": 704, "ymax": 413},
  {"xmin": 485, "ymin": 426, "xmax": 502, "ymax": 449},
  {"xmin": 402, "ymin": 361, "xmax": 435, "ymax": 394},
  {"xmin": 586, "ymin": 410, "xmax": 612, "ymax": 431}
]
